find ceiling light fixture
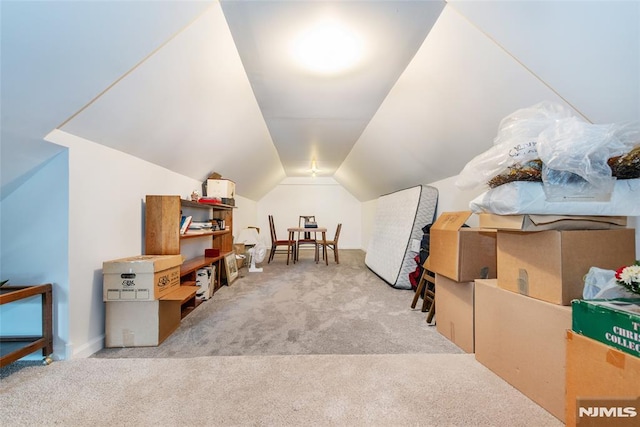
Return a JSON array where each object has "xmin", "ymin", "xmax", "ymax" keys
[
  {"xmin": 292, "ymin": 20, "xmax": 362, "ymax": 74},
  {"xmin": 310, "ymin": 159, "xmax": 320, "ymax": 177}
]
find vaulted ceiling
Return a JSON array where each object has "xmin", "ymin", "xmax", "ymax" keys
[{"xmin": 2, "ymin": 1, "xmax": 638, "ymax": 201}]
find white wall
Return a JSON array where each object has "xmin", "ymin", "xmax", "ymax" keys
[
  {"xmin": 47, "ymin": 129, "xmax": 203, "ymax": 358},
  {"xmin": 232, "ymin": 195, "xmax": 258, "ymax": 242},
  {"xmin": 257, "ymin": 177, "xmax": 361, "ymax": 251}
]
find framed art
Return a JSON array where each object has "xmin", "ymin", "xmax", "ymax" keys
[{"xmin": 224, "ymin": 251, "xmax": 239, "ymax": 285}]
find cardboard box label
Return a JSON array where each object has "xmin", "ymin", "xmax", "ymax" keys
[{"xmin": 572, "ymin": 299, "xmax": 640, "ymax": 358}]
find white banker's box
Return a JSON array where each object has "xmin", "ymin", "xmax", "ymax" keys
[
  {"xmin": 102, "ymin": 255, "xmax": 182, "ymax": 301},
  {"xmin": 206, "ymin": 179, "xmax": 235, "ymax": 198}
]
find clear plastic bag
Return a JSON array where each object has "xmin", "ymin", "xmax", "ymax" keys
[
  {"xmin": 583, "ymin": 266, "xmax": 638, "ymax": 300},
  {"xmin": 456, "ymin": 101, "xmax": 575, "ymax": 190},
  {"xmin": 538, "ymin": 118, "xmax": 637, "ymax": 201}
]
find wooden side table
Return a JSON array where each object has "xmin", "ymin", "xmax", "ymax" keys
[{"xmin": 0, "ymin": 284, "xmax": 53, "ymax": 367}]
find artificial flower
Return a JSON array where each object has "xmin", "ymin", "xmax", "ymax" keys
[{"xmin": 615, "ymin": 261, "xmax": 640, "ymax": 296}]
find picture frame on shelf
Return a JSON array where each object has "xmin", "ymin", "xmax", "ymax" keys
[{"xmin": 224, "ymin": 251, "xmax": 239, "ymax": 285}]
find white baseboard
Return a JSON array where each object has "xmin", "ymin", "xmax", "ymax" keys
[{"xmin": 70, "ymin": 334, "xmax": 105, "ymax": 359}]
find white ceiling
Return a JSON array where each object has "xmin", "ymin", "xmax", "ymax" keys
[
  {"xmin": 220, "ymin": 0, "xmax": 444, "ymax": 177},
  {"xmin": 2, "ymin": 1, "xmax": 638, "ymax": 202}
]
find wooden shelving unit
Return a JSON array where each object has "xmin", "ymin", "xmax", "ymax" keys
[{"xmin": 145, "ymin": 195, "xmax": 235, "ymax": 299}]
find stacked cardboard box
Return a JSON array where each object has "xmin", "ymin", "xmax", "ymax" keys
[
  {"xmin": 566, "ymin": 300, "xmax": 640, "ymax": 426},
  {"xmin": 496, "ymin": 228, "xmax": 635, "ymax": 305},
  {"xmin": 475, "ymin": 279, "xmax": 572, "ymax": 422},
  {"xmin": 102, "ymin": 255, "xmax": 193, "ymax": 347},
  {"xmin": 429, "ymin": 211, "xmax": 497, "ymax": 353},
  {"xmin": 103, "ymin": 255, "xmax": 182, "ymax": 301},
  {"xmin": 471, "ymin": 213, "xmax": 636, "ymax": 424},
  {"xmin": 565, "ymin": 332, "xmax": 640, "ymax": 426}
]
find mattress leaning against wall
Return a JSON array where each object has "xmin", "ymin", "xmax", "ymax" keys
[{"xmin": 365, "ymin": 185, "xmax": 438, "ymax": 289}]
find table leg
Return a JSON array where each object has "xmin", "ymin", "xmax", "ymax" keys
[
  {"xmin": 314, "ymin": 231, "xmax": 319, "ymax": 263},
  {"xmin": 322, "ymin": 231, "xmax": 328, "ymax": 265}
]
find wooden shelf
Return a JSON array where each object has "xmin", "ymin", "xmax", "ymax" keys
[
  {"xmin": 180, "ymin": 199, "xmax": 236, "ymax": 210},
  {"xmin": 180, "ymin": 230, "xmax": 230, "ymax": 240},
  {"xmin": 181, "ymin": 255, "xmax": 225, "ymax": 277},
  {"xmin": 160, "ymin": 285, "xmax": 200, "ymax": 319}
]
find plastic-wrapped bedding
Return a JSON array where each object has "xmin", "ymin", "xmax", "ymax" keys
[
  {"xmin": 469, "ymin": 179, "xmax": 640, "ymax": 216},
  {"xmin": 365, "ymin": 185, "xmax": 438, "ymax": 290}
]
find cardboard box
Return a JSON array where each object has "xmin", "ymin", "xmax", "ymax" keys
[
  {"xmin": 233, "ymin": 244, "xmax": 246, "ymax": 269},
  {"xmin": 429, "ymin": 211, "xmax": 497, "ymax": 282},
  {"xmin": 103, "ymin": 255, "xmax": 182, "ymax": 302},
  {"xmin": 474, "ymin": 279, "xmax": 572, "ymax": 422},
  {"xmin": 435, "ymin": 274, "xmax": 475, "ymax": 353},
  {"xmin": 478, "ymin": 213, "xmax": 627, "ymax": 231},
  {"xmin": 105, "ymin": 299, "xmax": 181, "ymax": 347},
  {"xmin": 565, "ymin": 331, "xmax": 640, "ymax": 427},
  {"xmin": 497, "ymin": 228, "xmax": 636, "ymax": 305},
  {"xmin": 206, "ymin": 179, "xmax": 235, "ymax": 198},
  {"xmin": 572, "ymin": 299, "xmax": 640, "ymax": 358},
  {"xmin": 233, "ymin": 243, "xmax": 246, "ymax": 255}
]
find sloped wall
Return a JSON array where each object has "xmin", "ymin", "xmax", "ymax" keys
[
  {"xmin": 0, "ymin": 151, "xmax": 69, "ymax": 360},
  {"xmin": 337, "ymin": 1, "xmax": 639, "ymax": 201}
]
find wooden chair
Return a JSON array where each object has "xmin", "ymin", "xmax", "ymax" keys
[
  {"xmin": 411, "ymin": 257, "xmax": 436, "ymax": 324},
  {"xmin": 296, "ymin": 215, "xmax": 318, "ymax": 261},
  {"xmin": 318, "ymin": 223, "xmax": 342, "ymax": 264},
  {"xmin": 267, "ymin": 215, "xmax": 296, "ymax": 265}
]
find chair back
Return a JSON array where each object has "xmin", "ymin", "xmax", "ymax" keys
[
  {"xmin": 268, "ymin": 215, "xmax": 277, "ymax": 242},
  {"xmin": 299, "ymin": 215, "xmax": 316, "ymax": 227},
  {"xmin": 334, "ymin": 223, "xmax": 342, "ymax": 242}
]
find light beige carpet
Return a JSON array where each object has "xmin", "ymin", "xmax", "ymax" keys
[
  {"xmin": 1, "ymin": 250, "xmax": 563, "ymax": 426},
  {"xmin": 1, "ymin": 353, "xmax": 561, "ymax": 426}
]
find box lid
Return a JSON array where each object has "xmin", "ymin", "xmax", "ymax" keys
[
  {"xmin": 103, "ymin": 255, "xmax": 183, "ymax": 274},
  {"xmin": 432, "ymin": 211, "xmax": 472, "ymax": 232},
  {"xmin": 479, "ymin": 213, "xmax": 627, "ymax": 231}
]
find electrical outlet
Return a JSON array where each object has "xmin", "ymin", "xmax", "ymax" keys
[{"xmin": 410, "ymin": 239, "xmax": 420, "ymax": 253}]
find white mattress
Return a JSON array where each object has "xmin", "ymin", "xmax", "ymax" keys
[
  {"xmin": 470, "ymin": 179, "xmax": 640, "ymax": 216},
  {"xmin": 365, "ymin": 185, "xmax": 438, "ymax": 289}
]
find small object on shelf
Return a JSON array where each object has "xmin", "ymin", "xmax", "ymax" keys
[
  {"xmin": 198, "ymin": 197, "xmax": 222, "ymax": 205},
  {"xmin": 205, "ymin": 179, "xmax": 235, "ymax": 198},
  {"xmin": 179, "ymin": 216, "xmax": 192, "ymax": 235},
  {"xmin": 205, "ymin": 248, "xmax": 220, "ymax": 258}
]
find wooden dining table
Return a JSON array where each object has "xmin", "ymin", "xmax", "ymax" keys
[{"xmin": 287, "ymin": 226, "xmax": 328, "ymax": 265}]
